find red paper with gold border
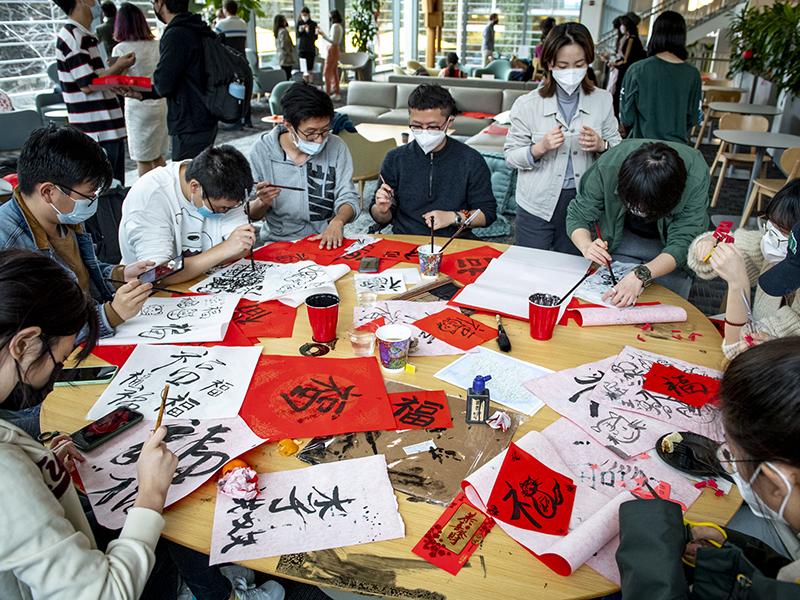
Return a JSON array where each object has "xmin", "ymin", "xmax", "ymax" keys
[
  {"xmin": 389, "ymin": 389, "xmax": 452, "ymax": 430},
  {"xmin": 642, "ymin": 363, "xmax": 720, "ymax": 408},
  {"xmin": 233, "ymin": 299, "xmax": 297, "ymax": 339},
  {"xmin": 439, "ymin": 246, "xmax": 503, "ymax": 284},
  {"xmin": 412, "ymin": 308, "xmax": 497, "ymax": 351}
]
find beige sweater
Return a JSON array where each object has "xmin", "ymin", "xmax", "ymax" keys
[
  {"xmin": 0, "ymin": 419, "xmax": 164, "ymax": 600},
  {"xmin": 687, "ymin": 229, "xmax": 800, "ymax": 359}
]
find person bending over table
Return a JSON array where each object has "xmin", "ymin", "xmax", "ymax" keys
[
  {"xmin": 567, "ymin": 139, "xmax": 709, "ymax": 304},
  {"xmin": 249, "ymin": 82, "xmax": 360, "ymax": 249},
  {"xmin": 119, "ymin": 144, "xmax": 268, "ymax": 283},
  {"xmin": 370, "ymin": 84, "xmax": 497, "ymax": 237}
]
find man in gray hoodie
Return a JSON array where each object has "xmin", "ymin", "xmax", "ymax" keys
[{"xmin": 249, "ymin": 83, "xmax": 360, "ymax": 248}]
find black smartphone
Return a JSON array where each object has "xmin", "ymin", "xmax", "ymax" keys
[
  {"xmin": 71, "ymin": 407, "xmax": 144, "ymax": 451},
  {"xmin": 139, "ymin": 256, "xmax": 184, "ymax": 284},
  {"xmin": 359, "ymin": 257, "xmax": 380, "ymax": 273},
  {"xmin": 54, "ymin": 365, "xmax": 118, "ymax": 387}
]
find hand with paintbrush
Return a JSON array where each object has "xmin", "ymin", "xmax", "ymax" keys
[
  {"xmin": 135, "ymin": 385, "xmax": 178, "ymax": 513},
  {"xmin": 253, "ymin": 181, "xmax": 284, "ymax": 211}
]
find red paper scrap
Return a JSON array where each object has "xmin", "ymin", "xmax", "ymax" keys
[
  {"xmin": 439, "ymin": 246, "xmax": 503, "ymax": 285},
  {"xmin": 355, "ymin": 316, "xmax": 385, "ymax": 332},
  {"xmin": 252, "ymin": 236, "xmax": 359, "ymax": 265},
  {"xmin": 389, "ymin": 389, "xmax": 452, "ymax": 430},
  {"xmin": 233, "ymin": 299, "xmax": 297, "ymax": 339},
  {"xmin": 289, "ymin": 236, "xmax": 358, "ymax": 266},
  {"xmin": 642, "ymin": 363, "xmax": 720, "ymax": 408},
  {"xmin": 630, "ymin": 480, "xmax": 688, "ymax": 510},
  {"xmin": 413, "ymin": 308, "xmax": 497, "ymax": 351},
  {"xmin": 485, "ymin": 443, "xmax": 576, "ymax": 536},
  {"xmin": 91, "ymin": 75, "xmax": 152, "ymax": 91},
  {"xmin": 412, "ymin": 492, "xmax": 495, "ymax": 575},
  {"xmin": 239, "ymin": 355, "xmax": 396, "ymax": 440}
]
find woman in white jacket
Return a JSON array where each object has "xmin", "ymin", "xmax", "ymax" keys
[{"xmin": 505, "ymin": 22, "xmax": 621, "ymax": 254}]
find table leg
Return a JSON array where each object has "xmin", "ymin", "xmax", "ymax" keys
[{"xmin": 745, "ymin": 148, "xmax": 764, "ymax": 206}]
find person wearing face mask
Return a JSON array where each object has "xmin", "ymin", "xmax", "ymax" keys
[
  {"xmin": 296, "ymin": 6, "xmax": 318, "ymax": 83},
  {"xmin": 609, "ymin": 14, "xmax": 646, "ymax": 117},
  {"xmin": 371, "ymin": 84, "xmax": 496, "ymax": 236},
  {"xmin": 119, "ymin": 145, "xmax": 267, "ymax": 282},
  {"xmin": 249, "ymin": 83, "xmax": 359, "ymax": 248},
  {"xmin": 505, "ymin": 22, "xmax": 620, "ymax": 254},
  {"xmin": 687, "ymin": 179, "xmax": 800, "ymax": 360},
  {"xmin": 616, "ymin": 338, "xmax": 800, "ymax": 598}
]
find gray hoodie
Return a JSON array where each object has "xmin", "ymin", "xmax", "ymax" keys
[{"xmin": 249, "ymin": 126, "xmax": 361, "ymax": 241}]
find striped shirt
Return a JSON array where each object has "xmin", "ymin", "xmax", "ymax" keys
[
  {"xmin": 213, "ymin": 15, "xmax": 248, "ymax": 38},
  {"xmin": 56, "ymin": 20, "xmax": 126, "ymax": 143}
]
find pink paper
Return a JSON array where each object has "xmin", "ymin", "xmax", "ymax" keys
[
  {"xmin": 574, "ymin": 305, "xmax": 688, "ymax": 327},
  {"xmin": 77, "ymin": 417, "xmax": 264, "ymax": 530}
]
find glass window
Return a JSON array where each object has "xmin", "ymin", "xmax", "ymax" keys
[
  {"xmin": 255, "ymin": 0, "xmax": 296, "ymax": 58},
  {"xmin": 417, "ymin": 0, "xmax": 460, "ymax": 70}
]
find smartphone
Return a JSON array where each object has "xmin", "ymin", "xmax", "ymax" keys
[
  {"xmin": 359, "ymin": 257, "xmax": 380, "ymax": 273},
  {"xmin": 139, "ymin": 255, "xmax": 184, "ymax": 284},
  {"xmin": 54, "ymin": 365, "xmax": 118, "ymax": 387},
  {"xmin": 71, "ymin": 407, "xmax": 143, "ymax": 451}
]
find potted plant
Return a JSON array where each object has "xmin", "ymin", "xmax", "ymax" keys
[
  {"xmin": 349, "ymin": 0, "xmax": 380, "ymax": 81},
  {"xmin": 201, "ymin": 0, "xmax": 265, "ymax": 25}
]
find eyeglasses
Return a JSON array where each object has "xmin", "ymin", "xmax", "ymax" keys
[
  {"xmin": 409, "ymin": 120, "xmax": 450, "ymax": 133},
  {"xmin": 296, "ymin": 127, "xmax": 331, "ymax": 142},
  {"xmin": 715, "ymin": 440, "xmax": 765, "ymax": 476},
  {"xmin": 758, "ymin": 217, "xmax": 789, "ymax": 246},
  {"xmin": 56, "ymin": 184, "xmax": 100, "ymax": 207}
]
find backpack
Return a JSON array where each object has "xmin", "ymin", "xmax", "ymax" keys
[
  {"xmin": 195, "ymin": 34, "xmax": 253, "ymax": 123},
  {"xmin": 84, "ymin": 186, "xmax": 126, "ymax": 264}
]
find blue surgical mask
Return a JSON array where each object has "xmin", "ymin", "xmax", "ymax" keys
[
  {"xmin": 192, "ymin": 189, "xmax": 221, "ymax": 219},
  {"xmin": 51, "ymin": 190, "xmax": 98, "ymax": 225},
  {"xmin": 293, "ymin": 132, "xmax": 327, "ymax": 156}
]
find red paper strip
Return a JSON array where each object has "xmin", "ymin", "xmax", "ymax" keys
[
  {"xmin": 439, "ymin": 246, "xmax": 503, "ymax": 285},
  {"xmin": 412, "ymin": 308, "xmax": 497, "ymax": 351},
  {"xmin": 412, "ymin": 492, "xmax": 495, "ymax": 575},
  {"xmin": 355, "ymin": 316, "xmax": 385, "ymax": 332},
  {"xmin": 389, "ymin": 390, "xmax": 452, "ymax": 430},
  {"xmin": 485, "ymin": 443, "xmax": 576, "ymax": 536},
  {"xmin": 91, "ymin": 75, "xmax": 152, "ymax": 91},
  {"xmin": 642, "ymin": 363, "xmax": 720, "ymax": 407},
  {"xmin": 239, "ymin": 355, "xmax": 396, "ymax": 440},
  {"xmin": 233, "ymin": 299, "xmax": 297, "ymax": 339}
]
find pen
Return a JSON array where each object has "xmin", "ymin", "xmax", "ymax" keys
[{"xmin": 106, "ymin": 278, "xmax": 188, "ymax": 295}]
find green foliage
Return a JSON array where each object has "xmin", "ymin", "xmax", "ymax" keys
[
  {"xmin": 349, "ymin": 0, "xmax": 380, "ymax": 54},
  {"xmin": 728, "ymin": 1, "xmax": 800, "ymax": 96},
  {"xmin": 201, "ymin": 0, "xmax": 265, "ymax": 23}
]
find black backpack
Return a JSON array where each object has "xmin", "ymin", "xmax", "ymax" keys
[{"xmin": 195, "ymin": 34, "xmax": 253, "ymax": 124}]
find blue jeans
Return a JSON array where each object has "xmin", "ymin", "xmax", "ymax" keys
[{"xmin": 0, "ymin": 404, "xmax": 42, "ymax": 439}]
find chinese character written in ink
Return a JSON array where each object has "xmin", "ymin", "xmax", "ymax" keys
[
  {"xmin": 445, "ymin": 510, "xmax": 479, "ymax": 547},
  {"xmin": 590, "ymin": 411, "xmax": 646, "ymax": 445},
  {"xmin": 268, "ymin": 485, "xmax": 355, "ymax": 526},
  {"xmin": 109, "ymin": 369, "xmax": 153, "ymax": 409},
  {"xmin": 502, "ymin": 477, "xmax": 564, "ymax": 529},
  {"xmin": 437, "ymin": 315, "xmax": 479, "ymax": 339},
  {"xmin": 392, "ymin": 395, "xmax": 444, "ymax": 428},
  {"xmin": 428, "ymin": 447, "xmax": 463, "ymax": 464},
  {"xmin": 281, "ymin": 376, "xmax": 361, "ymax": 419},
  {"xmin": 455, "ymin": 257, "xmax": 489, "ymax": 277},
  {"xmin": 221, "ymin": 497, "xmax": 266, "ymax": 554},
  {"xmin": 199, "ymin": 380, "xmax": 233, "ymax": 397},
  {"xmin": 91, "ymin": 474, "xmax": 138, "ymax": 513},
  {"xmin": 234, "ymin": 303, "xmax": 272, "ymax": 325},
  {"xmin": 139, "ymin": 323, "xmax": 193, "ymax": 340},
  {"xmin": 659, "ymin": 373, "xmax": 708, "ymax": 398},
  {"xmin": 171, "ymin": 423, "xmax": 233, "ymax": 484},
  {"xmin": 151, "ymin": 349, "xmax": 209, "ymax": 372},
  {"xmin": 162, "ymin": 392, "xmax": 201, "ymax": 418},
  {"xmin": 567, "ymin": 369, "xmax": 606, "ymax": 404}
]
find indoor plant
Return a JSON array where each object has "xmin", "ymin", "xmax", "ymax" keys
[{"xmin": 349, "ymin": 0, "xmax": 380, "ymax": 80}]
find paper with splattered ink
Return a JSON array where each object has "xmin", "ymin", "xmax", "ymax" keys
[
  {"xmin": 239, "ymin": 355, "xmax": 396, "ymax": 440},
  {"xmin": 413, "ymin": 308, "xmax": 497, "ymax": 351},
  {"xmin": 77, "ymin": 417, "xmax": 264, "ymax": 530},
  {"xmin": 574, "ymin": 262, "xmax": 638, "ymax": 307},
  {"xmin": 87, "ymin": 345, "xmax": 261, "ymax": 421},
  {"xmin": 389, "ymin": 389, "xmax": 452, "ymax": 430},
  {"xmin": 98, "ymin": 293, "xmax": 240, "ymax": 346},
  {"xmin": 233, "ymin": 299, "xmax": 297, "ymax": 339},
  {"xmin": 209, "ymin": 455, "xmax": 404, "ymax": 563},
  {"xmin": 439, "ymin": 246, "xmax": 503, "ymax": 285},
  {"xmin": 643, "ymin": 363, "xmax": 720, "ymax": 408}
]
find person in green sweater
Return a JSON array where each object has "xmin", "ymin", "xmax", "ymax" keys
[
  {"xmin": 619, "ymin": 11, "xmax": 702, "ymax": 144},
  {"xmin": 566, "ymin": 139, "xmax": 710, "ymax": 304}
]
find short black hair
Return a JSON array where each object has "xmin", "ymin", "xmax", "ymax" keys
[
  {"xmin": 162, "ymin": 0, "xmax": 189, "ymax": 14},
  {"xmin": 617, "ymin": 142, "xmax": 687, "ymax": 220},
  {"xmin": 101, "ymin": 1, "xmax": 117, "ymax": 18},
  {"xmin": 53, "ymin": 0, "xmax": 77, "ymax": 16},
  {"xmin": 300, "ymin": 5, "xmax": 310, "ymax": 13},
  {"xmin": 281, "ymin": 83, "xmax": 334, "ymax": 130},
  {"xmin": 764, "ymin": 178, "xmax": 800, "ymax": 232},
  {"xmin": 408, "ymin": 84, "xmax": 458, "ymax": 118},
  {"xmin": 223, "ymin": 0, "xmax": 238, "ymax": 15},
  {"xmin": 541, "ymin": 16, "xmax": 556, "ymax": 35},
  {"xmin": 619, "ymin": 14, "xmax": 638, "ymax": 33},
  {"xmin": 18, "ymin": 125, "xmax": 112, "ymax": 196},
  {"xmin": 647, "ymin": 11, "xmax": 688, "ymax": 60},
  {"xmin": 330, "ymin": 9, "xmax": 342, "ymax": 24},
  {"xmin": 184, "ymin": 145, "xmax": 253, "ymax": 202},
  {"xmin": 489, "ymin": 13, "xmax": 498, "ymax": 20}
]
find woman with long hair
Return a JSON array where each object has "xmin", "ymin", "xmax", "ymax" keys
[
  {"xmin": 438, "ymin": 52, "xmax": 466, "ymax": 78},
  {"xmin": 273, "ymin": 14, "xmax": 295, "ymax": 81},
  {"xmin": 609, "ymin": 14, "xmax": 646, "ymax": 116},
  {"xmin": 320, "ymin": 10, "xmax": 344, "ymax": 99}
]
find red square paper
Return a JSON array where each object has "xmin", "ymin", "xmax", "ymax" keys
[
  {"xmin": 239, "ymin": 355, "xmax": 396, "ymax": 440},
  {"xmin": 439, "ymin": 246, "xmax": 503, "ymax": 284},
  {"xmin": 485, "ymin": 443, "xmax": 576, "ymax": 535},
  {"xmin": 412, "ymin": 308, "xmax": 497, "ymax": 351},
  {"xmin": 290, "ymin": 235, "xmax": 358, "ymax": 266},
  {"xmin": 233, "ymin": 299, "xmax": 297, "ymax": 339},
  {"xmin": 389, "ymin": 389, "xmax": 452, "ymax": 430},
  {"xmin": 252, "ymin": 241, "xmax": 307, "ymax": 263},
  {"xmin": 642, "ymin": 363, "xmax": 720, "ymax": 408}
]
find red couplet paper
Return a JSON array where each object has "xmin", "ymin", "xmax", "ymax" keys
[
  {"xmin": 233, "ymin": 299, "xmax": 297, "ymax": 339},
  {"xmin": 642, "ymin": 363, "xmax": 720, "ymax": 408},
  {"xmin": 290, "ymin": 236, "xmax": 358, "ymax": 266},
  {"xmin": 389, "ymin": 389, "xmax": 452, "ymax": 430},
  {"xmin": 413, "ymin": 308, "xmax": 497, "ymax": 351},
  {"xmin": 485, "ymin": 443, "xmax": 576, "ymax": 536},
  {"xmin": 439, "ymin": 246, "xmax": 503, "ymax": 285},
  {"xmin": 335, "ymin": 238, "xmax": 420, "ymax": 271},
  {"xmin": 239, "ymin": 355, "xmax": 396, "ymax": 440},
  {"xmin": 412, "ymin": 492, "xmax": 496, "ymax": 575},
  {"xmin": 355, "ymin": 316, "xmax": 385, "ymax": 332}
]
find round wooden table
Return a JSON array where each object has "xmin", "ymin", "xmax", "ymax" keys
[
  {"xmin": 42, "ymin": 236, "xmax": 738, "ymax": 600},
  {"xmin": 707, "ymin": 102, "xmax": 781, "ymax": 118}
]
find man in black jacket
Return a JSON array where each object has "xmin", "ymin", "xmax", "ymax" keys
[{"xmin": 151, "ymin": 0, "xmax": 218, "ymax": 160}]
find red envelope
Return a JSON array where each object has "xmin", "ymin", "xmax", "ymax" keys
[
  {"xmin": 389, "ymin": 390, "xmax": 452, "ymax": 430},
  {"xmin": 239, "ymin": 355, "xmax": 396, "ymax": 440},
  {"xmin": 485, "ymin": 443, "xmax": 576, "ymax": 536},
  {"xmin": 233, "ymin": 299, "xmax": 297, "ymax": 339},
  {"xmin": 642, "ymin": 363, "xmax": 720, "ymax": 408},
  {"xmin": 439, "ymin": 246, "xmax": 503, "ymax": 284},
  {"xmin": 412, "ymin": 308, "xmax": 497, "ymax": 351},
  {"xmin": 412, "ymin": 492, "xmax": 495, "ymax": 575}
]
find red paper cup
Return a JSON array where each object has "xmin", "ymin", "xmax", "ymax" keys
[
  {"xmin": 529, "ymin": 293, "xmax": 560, "ymax": 341},
  {"xmin": 305, "ymin": 293, "xmax": 340, "ymax": 343}
]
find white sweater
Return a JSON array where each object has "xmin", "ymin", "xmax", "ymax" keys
[{"xmin": 0, "ymin": 419, "xmax": 164, "ymax": 600}]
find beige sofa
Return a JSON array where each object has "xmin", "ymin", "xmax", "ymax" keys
[{"xmin": 387, "ymin": 74, "xmax": 536, "ymax": 91}]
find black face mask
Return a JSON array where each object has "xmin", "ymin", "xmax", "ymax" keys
[
  {"xmin": 153, "ymin": 1, "xmax": 166, "ymax": 24},
  {"xmin": 6, "ymin": 346, "xmax": 63, "ymax": 412}
]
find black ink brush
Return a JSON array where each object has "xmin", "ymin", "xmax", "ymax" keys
[
  {"xmin": 245, "ymin": 201, "xmax": 256, "ymax": 271},
  {"xmin": 439, "ymin": 209, "xmax": 482, "ymax": 253},
  {"xmin": 594, "ymin": 223, "xmax": 617, "ymax": 286},
  {"xmin": 557, "ymin": 271, "xmax": 593, "ymax": 305},
  {"xmin": 106, "ymin": 278, "xmax": 188, "ymax": 295},
  {"xmin": 429, "ymin": 215, "xmax": 435, "ymax": 252},
  {"xmin": 496, "ymin": 314, "xmax": 511, "ymax": 352}
]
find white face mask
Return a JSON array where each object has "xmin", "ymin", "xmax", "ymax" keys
[
  {"xmin": 761, "ymin": 221, "xmax": 789, "ymax": 264},
  {"xmin": 551, "ymin": 67, "xmax": 587, "ymax": 95},
  {"xmin": 732, "ymin": 462, "xmax": 794, "ymax": 526},
  {"xmin": 620, "ymin": 25, "xmax": 626, "ymax": 34},
  {"xmin": 301, "ymin": 14, "xmax": 309, "ymax": 21},
  {"xmin": 412, "ymin": 129, "xmax": 447, "ymax": 155}
]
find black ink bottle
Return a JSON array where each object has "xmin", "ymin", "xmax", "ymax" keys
[{"xmin": 466, "ymin": 375, "xmax": 491, "ymax": 424}]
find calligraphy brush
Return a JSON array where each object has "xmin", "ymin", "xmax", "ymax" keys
[
  {"xmin": 429, "ymin": 215, "xmax": 435, "ymax": 251},
  {"xmin": 245, "ymin": 201, "xmax": 255, "ymax": 271},
  {"xmin": 263, "ymin": 182, "xmax": 304, "ymax": 191},
  {"xmin": 495, "ymin": 314, "xmax": 511, "ymax": 352},
  {"xmin": 155, "ymin": 384, "xmax": 169, "ymax": 430},
  {"xmin": 106, "ymin": 278, "xmax": 188, "ymax": 295},
  {"xmin": 593, "ymin": 223, "xmax": 617, "ymax": 286},
  {"xmin": 557, "ymin": 271, "xmax": 593, "ymax": 305},
  {"xmin": 439, "ymin": 209, "xmax": 483, "ymax": 254}
]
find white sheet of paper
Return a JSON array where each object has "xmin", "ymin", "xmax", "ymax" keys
[
  {"xmin": 98, "ymin": 293, "xmax": 239, "ymax": 346},
  {"xmin": 87, "ymin": 345, "xmax": 261, "ymax": 421},
  {"xmin": 77, "ymin": 417, "xmax": 265, "ymax": 530},
  {"xmin": 275, "ymin": 263, "xmax": 350, "ymax": 307},
  {"xmin": 574, "ymin": 262, "xmax": 638, "ymax": 307},
  {"xmin": 340, "ymin": 236, "xmax": 379, "ymax": 256},
  {"xmin": 354, "ymin": 272, "xmax": 407, "ymax": 295},
  {"xmin": 209, "ymin": 455, "xmax": 405, "ymax": 564},
  {"xmin": 190, "ymin": 259, "xmax": 281, "ymax": 300},
  {"xmin": 434, "ymin": 346, "xmax": 550, "ymax": 415}
]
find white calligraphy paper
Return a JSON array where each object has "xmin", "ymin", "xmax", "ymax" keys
[
  {"xmin": 574, "ymin": 262, "xmax": 638, "ymax": 307},
  {"xmin": 87, "ymin": 345, "xmax": 262, "ymax": 421},
  {"xmin": 190, "ymin": 260, "xmax": 281, "ymax": 300},
  {"xmin": 98, "ymin": 293, "xmax": 240, "ymax": 346},
  {"xmin": 353, "ymin": 272, "xmax": 407, "ymax": 295},
  {"xmin": 340, "ymin": 236, "xmax": 378, "ymax": 256},
  {"xmin": 435, "ymin": 346, "xmax": 550, "ymax": 416},
  {"xmin": 77, "ymin": 417, "xmax": 265, "ymax": 530},
  {"xmin": 209, "ymin": 455, "xmax": 405, "ymax": 564}
]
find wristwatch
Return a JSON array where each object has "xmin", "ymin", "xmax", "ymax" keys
[
  {"xmin": 633, "ymin": 265, "xmax": 653, "ymax": 287},
  {"xmin": 453, "ymin": 211, "xmax": 463, "ymax": 227}
]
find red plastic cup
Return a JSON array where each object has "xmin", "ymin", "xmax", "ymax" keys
[
  {"xmin": 305, "ymin": 293, "xmax": 340, "ymax": 343},
  {"xmin": 529, "ymin": 293, "xmax": 561, "ymax": 341}
]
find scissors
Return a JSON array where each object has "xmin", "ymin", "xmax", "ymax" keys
[{"xmin": 37, "ymin": 430, "xmax": 62, "ymax": 444}]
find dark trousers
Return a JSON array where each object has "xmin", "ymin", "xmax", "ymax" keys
[
  {"xmin": 514, "ymin": 188, "xmax": 580, "ymax": 255},
  {"xmin": 613, "ymin": 228, "xmax": 693, "ymax": 298},
  {"xmin": 100, "ymin": 139, "xmax": 126, "ymax": 187},
  {"xmin": 171, "ymin": 127, "xmax": 218, "ymax": 161},
  {"xmin": 281, "ymin": 65, "xmax": 294, "ymax": 80}
]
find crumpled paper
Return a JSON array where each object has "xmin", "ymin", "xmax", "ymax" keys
[
  {"xmin": 486, "ymin": 410, "xmax": 511, "ymax": 432},
  {"xmin": 218, "ymin": 466, "xmax": 259, "ymax": 500}
]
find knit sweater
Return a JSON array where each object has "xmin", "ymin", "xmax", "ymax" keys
[{"xmin": 687, "ymin": 228, "xmax": 800, "ymax": 359}]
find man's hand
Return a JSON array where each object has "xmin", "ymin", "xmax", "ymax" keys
[
  {"xmin": 602, "ymin": 271, "xmax": 644, "ymax": 307},
  {"xmin": 374, "ymin": 182, "xmax": 394, "ymax": 216},
  {"xmin": 111, "ymin": 279, "xmax": 153, "ymax": 321},
  {"xmin": 421, "ymin": 210, "xmax": 457, "ymax": 231},
  {"xmin": 532, "ymin": 126, "xmax": 565, "ymax": 159},
  {"xmin": 123, "ymin": 260, "xmax": 156, "ymax": 281},
  {"xmin": 709, "ymin": 243, "xmax": 749, "ymax": 289},
  {"xmin": 254, "ymin": 181, "xmax": 281, "ymax": 211},
  {"xmin": 579, "ymin": 237, "xmax": 613, "ymax": 266},
  {"xmin": 310, "ymin": 220, "xmax": 344, "ymax": 249},
  {"xmin": 221, "ymin": 224, "xmax": 257, "ymax": 261},
  {"xmin": 112, "ymin": 87, "xmax": 143, "ymax": 100},
  {"xmin": 579, "ymin": 126, "xmax": 604, "ymax": 153}
]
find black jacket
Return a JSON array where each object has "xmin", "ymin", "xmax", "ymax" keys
[
  {"xmin": 296, "ymin": 19, "xmax": 318, "ymax": 54},
  {"xmin": 153, "ymin": 13, "xmax": 218, "ymax": 135}
]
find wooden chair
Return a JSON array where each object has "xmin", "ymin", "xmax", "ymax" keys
[
  {"xmin": 740, "ymin": 147, "xmax": 800, "ymax": 227},
  {"xmin": 694, "ymin": 89, "xmax": 744, "ymax": 148},
  {"xmin": 709, "ymin": 113, "xmax": 771, "ymax": 208},
  {"xmin": 338, "ymin": 131, "xmax": 397, "ymax": 209}
]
